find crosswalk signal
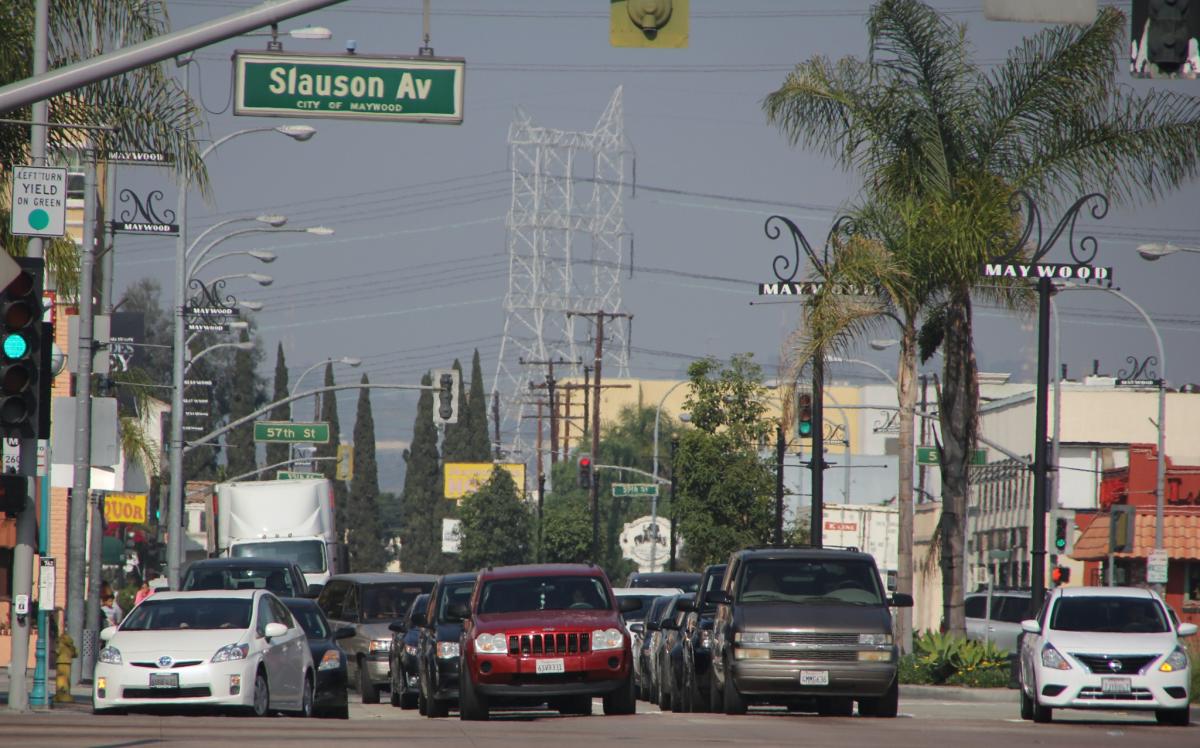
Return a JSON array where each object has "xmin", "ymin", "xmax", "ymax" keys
[
  {"xmin": 1110, "ymin": 504, "xmax": 1135, "ymax": 554},
  {"xmin": 1051, "ymin": 565, "xmax": 1071, "ymax": 586},
  {"xmin": 431, "ymin": 368, "xmax": 459, "ymax": 425},
  {"xmin": 610, "ymin": 0, "xmax": 689, "ymax": 48},
  {"xmin": 0, "ymin": 257, "xmax": 47, "ymax": 439},
  {"xmin": 796, "ymin": 389, "xmax": 814, "ymax": 438},
  {"xmin": 578, "ymin": 455, "xmax": 592, "ymax": 490}
]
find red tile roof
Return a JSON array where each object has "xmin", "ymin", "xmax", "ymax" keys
[{"xmin": 1072, "ymin": 507, "xmax": 1200, "ymax": 561}]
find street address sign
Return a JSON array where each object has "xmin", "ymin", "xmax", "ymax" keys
[
  {"xmin": 917, "ymin": 446, "xmax": 987, "ymax": 466},
  {"xmin": 277, "ymin": 471, "xmax": 324, "ymax": 480},
  {"xmin": 1146, "ymin": 548, "xmax": 1169, "ymax": 584},
  {"xmin": 612, "ymin": 483, "xmax": 658, "ymax": 497},
  {"xmin": 253, "ymin": 421, "xmax": 330, "ymax": 444},
  {"xmin": 233, "ymin": 51, "xmax": 465, "ymax": 124}
]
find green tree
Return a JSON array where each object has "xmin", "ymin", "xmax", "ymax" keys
[
  {"xmin": 400, "ymin": 372, "xmax": 455, "ymax": 573},
  {"xmin": 459, "ymin": 467, "xmax": 533, "ymax": 570},
  {"xmin": 266, "ymin": 344, "xmax": 290, "ymax": 471},
  {"xmin": 316, "ymin": 364, "xmax": 348, "ymax": 537},
  {"xmin": 762, "ymin": 0, "xmax": 1200, "ymax": 634},
  {"xmin": 464, "ymin": 350, "xmax": 493, "ymax": 460},
  {"xmin": 224, "ymin": 328, "xmax": 263, "ymax": 479},
  {"xmin": 347, "ymin": 374, "xmax": 388, "ymax": 571}
]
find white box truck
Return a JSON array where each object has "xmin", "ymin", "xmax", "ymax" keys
[
  {"xmin": 821, "ymin": 503, "xmax": 899, "ymax": 591},
  {"xmin": 214, "ymin": 478, "xmax": 342, "ymax": 588}
]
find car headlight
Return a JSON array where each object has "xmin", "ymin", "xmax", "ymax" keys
[
  {"xmin": 319, "ymin": 649, "xmax": 341, "ymax": 671},
  {"xmin": 474, "ymin": 633, "xmax": 507, "ymax": 654},
  {"xmin": 98, "ymin": 646, "xmax": 122, "ymax": 665},
  {"xmin": 591, "ymin": 628, "xmax": 624, "ymax": 651},
  {"xmin": 437, "ymin": 641, "xmax": 460, "ymax": 659},
  {"xmin": 368, "ymin": 638, "xmax": 391, "ymax": 654},
  {"xmin": 211, "ymin": 643, "xmax": 249, "ymax": 663},
  {"xmin": 699, "ymin": 629, "xmax": 714, "ymax": 650},
  {"xmin": 734, "ymin": 648, "xmax": 770, "ymax": 660},
  {"xmin": 859, "ymin": 633, "xmax": 893, "ymax": 646},
  {"xmin": 404, "ymin": 644, "xmax": 418, "ymax": 656},
  {"xmin": 1040, "ymin": 643, "xmax": 1071, "ymax": 670},
  {"xmin": 735, "ymin": 631, "xmax": 770, "ymax": 644},
  {"xmin": 1160, "ymin": 646, "xmax": 1189, "ymax": 672}
]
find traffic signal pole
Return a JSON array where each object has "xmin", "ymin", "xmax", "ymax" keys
[
  {"xmin": 1029, "ymin": 277, "xmax": 1053, "ymax": 615},
  {"xmin": 810, "ymin": 353, "xmax": 825, "ymax": 548}
]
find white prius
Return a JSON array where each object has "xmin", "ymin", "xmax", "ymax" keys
[{"xmin": 93, "ymin": 589, "xmax": 314, "ymax": 717}]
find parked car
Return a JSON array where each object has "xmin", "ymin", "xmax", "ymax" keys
[
  {"xmin": 181, "ymin": 557, "xmax": 309, "ymax": 598},
  {"xmin": 388, "ymin": 593, "xmax": 430, "ymax": 709},
  {"xmin": 450, "ymin": 563, "xmax": 641, "ymax": 721},
  {"xmin": 625, "ymin": 571, "xmax": 702, "ymax": 593},
  {"xmin": 93, "ymin": 589, "xmax": 314, "ymax": 717},
  {"xmin": 1018, "ymin": 585, "xmax": 1196, "ymax": 726},
  {"xmin": 417, "ymin": 572, "xmax": 478, "ymax": 718},
  {"xmin": 652, "ymin": 594, "xmax": 690, "ymax": 712},
  {"xmin": 282, "ymin": 596, "xmax": 354, "ymax": 719},
  {"xmin": 316, "ymin": 572, "xmax": 437, "ymax": 703},
  {"xmin": 965, "ymin": 590, "xmax": 1032, "ymax": 655},
  {"xmin": 709, "ymin": 546, "xmax": 912, "ymax": 717},
  {"xmin": 679, "ymin": 563, "xmax": 728, "ymax": 712},
  {"xmin": 636, "ymin": 594, "xmax": 676, "ymax": 701},
  {"xmin": 613, "ymin": 587, "xmax": 683, "ymax": 671}
]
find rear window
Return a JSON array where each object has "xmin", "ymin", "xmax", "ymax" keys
[
  {"xmin": 617, "ymin": 595, "xmax": 661, "ymax": 621},
  {"xmin": 479, "ymin": 575, "xmax": 610, "ymax": 614},
  {"xmin": 361, "ymin": 583, "xmax": 434, "ymax": 622},
  {"xmin": 437, "ymin": 581, "xmax": 475, "ymax": 624},
  {"xmin": 1050, "ymin": 596, "xmax": 1169, "ymax": 633},
  {"xmin": 183, "ymin": 566, "xmax": 298, "ymax": 597},
  {"xmin": 286, "ymin": 603, "xmax": 330, "ymax": 639},
  {"xmin": 737, "ymin": 558, "xmax": 884, "ymax": 606},
  {"xmin": 122, "ymin": 598, "xmax": 252, "ymax": 631}
]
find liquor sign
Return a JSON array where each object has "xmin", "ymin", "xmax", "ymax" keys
[
  {"xmin": 103, "ymin": 492, "xmax": 148, "ymax": 525},
  {"xmin": 443, "ymin": 462, "xmax": 526, "ymax": 500}
]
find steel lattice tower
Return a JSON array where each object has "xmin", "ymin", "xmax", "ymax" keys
[{"xmin": 492, "ymin": 87, "xmax": 632, "ymax": 457}]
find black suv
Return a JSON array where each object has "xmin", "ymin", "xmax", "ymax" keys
[
  {"xmin": 416, "ymin": 572, "xmax": 477, "ymax": 718},
  {"xmin": 708, "ymin": 546, "xmax": 912, "ymax": 717},
  {"xmin": 677, "ymin": 563, "xmax": 727, "ymax": 712}
]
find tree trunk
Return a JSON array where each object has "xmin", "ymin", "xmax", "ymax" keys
[
  {"xmin": 938, "ymin": 291, "xmax": 979, "ymax": 637},
  {"xmin": 895, "ymin": 318, "xmax": 917, "ymax": 654}
]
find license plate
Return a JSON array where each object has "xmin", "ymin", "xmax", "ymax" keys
[
  {"xmin": 1101, "ymin": 677, "xmax": 1132, "ymax": 695},
  {"xmin": 800, "ymin": 670, "xmax": 829, "ymax": 686},
  {"xmin": 149, "ymin": 672, "xmax": 179, "ymax": 689},
  {"xmin": 536, "ymin": 658, "xmax": 565, "ymax": 675}
]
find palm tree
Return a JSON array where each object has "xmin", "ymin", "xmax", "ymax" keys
[{"xmin": 765, "ymin": 0, "xmax": 1200, "ymax": 635}]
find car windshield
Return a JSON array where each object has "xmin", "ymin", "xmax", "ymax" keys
[
  {"xmin": 437, "ymin": 581, "xmax": 475, "ymax": 624},
  {"xmin": 361, "ymin": 584, "xmax": 432, "ymax": 622},
  {"xmin": 232, "ymin": 540, "xmax": 326, "ymax": 573},
  {"xmin": 700, "ymin": 568, "xmax": 728, "ymax": 613},
  {"xmin": 121, "ymin": 598, "xmax": 252, "ymax": 631},
  {"xmin": 1050, "ymin": 596, "xmax": 1170, "ymax": 633},
  {"xmin": 737, "ymin": 559, "xmax": 884, "ymax": 606},
  {"xmin": 286, "ymin": 603, "xmax": 330, "ymax": 639},
  {"xmin": 479, "ymin": 576, "xmax": 610, "ymax": 614},
  {"xmin": 183, "ymin": 566, "xmax": 297, "ymax": 597},
  {"xmin": 617, "ymin": 595, "xmax": 660, "ymax": 622},
  {"xmin": 630, "ymin": 574, "xmax": 700, "ymax": 593}
]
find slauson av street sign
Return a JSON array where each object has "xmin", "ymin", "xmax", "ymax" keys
[{"xmin": 233, "ymin": 51, "xmax": 465, "ymax": 124}]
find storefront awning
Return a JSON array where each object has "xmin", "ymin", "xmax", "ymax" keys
[{"xmin": 1072, "ymin": 507, "xmax": 1200, "ymax": 561}]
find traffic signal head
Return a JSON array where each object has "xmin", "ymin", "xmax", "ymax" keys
[
  {"xmin": 1110, "ymin": 504, "xmax": 1136, "ymax": 553},
  {"xmin": 796, "ymin": 390, "xmax": 814, "ymax": 437},
  {"xmin": 431, "ymin": 368, "xmax": 460, "ymax": 425},
  {"xmin": 1054, "ymin": 517, "xmax": 1069, "ymax": 552},
  {"xmin": 1051, "ymin": 565, "xmax": 1071, "ymax": 586},
  {"xmin": 0, "ymin": 258, "xmax": 46, "ymax": 439},
  {"xmin": 578, "ymin": 455, "xmax": 592, "ymax": 490}
]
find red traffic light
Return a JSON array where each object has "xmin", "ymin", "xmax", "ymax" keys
[
  {"xmin": 579, "ymin": 456, "xmax": 591, "ymax": 468},
  {"xmin": 1051, "ymin": 566, "xmax": 1071, "ymax": 585}
]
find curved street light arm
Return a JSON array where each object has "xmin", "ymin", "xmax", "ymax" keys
[
  {"xmin": 183, "ymin": 340, "xmax": 251, "ymax": 378},
  {"xmin": 190, "ymin": 249, "xmax": 273, "ymax": 278},
  {"xmin": 187, "ymin": 226, "xmax": 292, "ymax": 276}
]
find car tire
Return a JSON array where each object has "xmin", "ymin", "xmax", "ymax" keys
[
  {"xmin": 817, "ymin": 696, "xmax": 854, "ymax": 717},
  {"xmin": 558, "ymin": 694, "xmax": 592, "ymax": 716},
  {"xmin": 249, "ymin": 670, "xmax": 271, "ymax": 717},
  {"xmin": 722, "ymin": 660, "xmax": 746, "ymax": 715},
  {"xmin": 297, "ymin": 674, "xmax": 315, "ymax": 718},
  {"xmin": 1019, "ymin": 684, "xmax": 1033, "ymax": 721},
  {"xmin": 326, "ymin": 705, "xmax": 350, "ymax": 720},
  {"xmin": 671, "ymin": 671, "xmax": 689, "ymax": 713},
  {"xmin": 603, "ymin": 673, "xmax": 637, "ymax": 716},
  {"xmin": 400, "ymin": 674, "xmax": 419, "ymax": 710},
  {"xmin": 1030, "ymin": 682, "xmax": 1052, "ymax": 724},
  {"xmin": 358, "ymin": 658, "xmax": 380, "ymax": 704},
  {"xmin": 708, "ymin": 671, "xmax": 723, "ymax": 713},
  {"xmin": 427, "ymin": 697, "xmax": 450, "ymax": 719},
  {"xmin": 657, "ymin": 673, "xmax": 672, "ymax": 711},
  {"xmin": 859, "ymin": 677, "xmax": 898, "ymax": 718},
  {"xmin": 390, "ymin": 672, "xmax": 402, "ymax": 707},
  {"xmin": 1156, "ymin": 708, "xmax": 1190, "ymax": 726},
  {"xmin": 458, "ymin": 671, "xmax": 489, "ymax": 721}
]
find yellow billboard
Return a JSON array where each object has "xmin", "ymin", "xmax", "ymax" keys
[
  {"xmin": 103, "ymin": 492, "xmax": 148, "ymax": 525},
  {"xmin": 444, "ymin": 462, "xmax": 526, "ymax": 500}
]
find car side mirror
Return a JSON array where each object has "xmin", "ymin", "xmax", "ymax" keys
[
  {"xmin": 659, "ymin": 618, "xmax": 679, "ymax": 631},
  {"xmin": 629, "ymin": 622, "xmax": 645, "ymax": 635},
  {"xmin": 618, "ymin": 597, "xmax": 643, "ymax": 614},
  {"xmin": 888, "ymin": 593, "xmax": 914, "ymax": 608},
  {"xmin": 1177, "ymin": 622, "xmax": 1198, "ymax": 637},
  {"xmin": 1020, "ymin": 619, "xmax": 1041, "ymax": 634},
  {"xmin": 706, "ymin": 590, "xmax": 732, "ymax": 606},
  {"xmin": 676, "ymin": 598, "xmax": 696, "ymax": 612},
  {"xmin": 445, "ymin": 602, "xmax": 470, "ymax": 622},
  {"xmin": 388, "ymin": 620, "xmax": 406, "ymax": 633},
  {"xmin": 645, "ymin": 621, "xmax": 660, "ymax": 632},
  {"xmin": 305, "ymin": 584, "xmax": 324, "ymax": 599},
  {"xmin": 411, "ymin": 610, "xmax": 427, "ymax": 628},
  {"xmin": 263, "ymin": 622, "xmax": 288, "ymax": 639},
  {"xmin": 100, "ymin": 625, "xmax": 117, "ymax": 642},
  {"xmin": 333, "ymin": 626, "xmax": 355, "ymax": 640}
]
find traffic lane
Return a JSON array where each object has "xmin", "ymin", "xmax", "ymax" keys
[{"xmin": 1, "ymin": 699, "xmax": 1193, "ymax": 748}]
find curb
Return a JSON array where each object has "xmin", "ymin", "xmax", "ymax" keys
[{"xmin": 901, "ymin": 684, "xmax": 1018, "ymax": 703}]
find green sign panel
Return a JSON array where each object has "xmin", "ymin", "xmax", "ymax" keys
[
  {"xmin": 917, "ymin": 446, "xmax": 987, "ymax": 466},
  {"xmin": 277, "ymin": 471, "xmax": 324, "ymax": 480},
  {"xmin": 612, "ymin": 483, "xmax": 659, "ymax": 497},
  {"xmin": 234, "ymin": 51, "xmax": 465, "ymax": 123},
  {"xmin": 254, "ymin": 421, "xmax": 330, "ymax": 444}
]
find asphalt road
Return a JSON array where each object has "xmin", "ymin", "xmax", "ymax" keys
[{"xmin": 1, "ymin": 696, "xmax": 1196, "ymax": 748}]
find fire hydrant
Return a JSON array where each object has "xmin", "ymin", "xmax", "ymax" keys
[{"xmin": 54, "ymin": 634, "xmax": 76, "ymax": 703}]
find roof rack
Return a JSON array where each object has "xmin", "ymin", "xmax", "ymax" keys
[{"xmin": 742, "ymin": 543, "xmax": 861, "ymax": 553}]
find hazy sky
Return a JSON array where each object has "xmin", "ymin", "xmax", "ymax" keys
[{"xmin": 113, "ymin": 1, "xmax": 1200, "ymax": 492}]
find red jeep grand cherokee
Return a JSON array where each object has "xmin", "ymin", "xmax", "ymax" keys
[{"xmin": 449, "ymin": 563, "xmax": 639, "ymax": 721}]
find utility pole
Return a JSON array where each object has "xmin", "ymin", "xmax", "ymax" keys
[
  {"xmin": 668, "ymin": 434, "xmax": 679, "ymax": 571},
  {"xmin": 810, "ymin": 353, "xmax": 826, "ymax": 548},
  {"xmin": 521, "ymin": 357, "xmax": 579, "ymax": 467},
  {"xmin": 491, "ymin": 391, "xmax": 501, "ymax": 460}
]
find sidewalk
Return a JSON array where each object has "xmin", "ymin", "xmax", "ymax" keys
[
  {"xmin": 0, "ymin": 668, "xmax": 94, "ymax": 712},
  {"xmin": 901, "ymin": 684, "xmax": 1017, "ymax": 702}
]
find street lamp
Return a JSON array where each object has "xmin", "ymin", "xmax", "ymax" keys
[
  {"xmin": 1136, "ymin": 242, "xmax": 1200, "ymax": 261},
  {"xmin": 869, "ymin": 338, "xmax": 899, "ymax": 351},
  {"xmin": 208, "ymin": 272, "xmax": 274, "ymax": 287},
  {"xmin": 189, "ymin": 249, "xmax": 276, "ymax": 277},
  {"xmin": 288, "ymin": 356, "xmax": 363, "ymax": 471}
]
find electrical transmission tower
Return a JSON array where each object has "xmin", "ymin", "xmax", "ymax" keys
[{"xmin": 492, "ymin": 86, "xmax": 632, "ymax": 458}]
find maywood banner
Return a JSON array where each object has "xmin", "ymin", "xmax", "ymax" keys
[
  {"xmin": 103, "ymin": 492, "xmax": 148, "ymax": 525},
  {"xmin": 444, "ymin": 462, "xmax": 526, "ymax": 500}
]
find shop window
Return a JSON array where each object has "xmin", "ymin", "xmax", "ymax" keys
[
  {"xmin": 1184, "ymin": 561, "xmax": 1200, "ymax": 610},
  {"xmin": 0, "ymin": 546, "xmax": 13, "ymax": 600}
]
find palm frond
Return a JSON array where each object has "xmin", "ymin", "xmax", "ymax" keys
[{"xmin": 119, "ymin": 415, "xmax": 161, "ymax": 478}]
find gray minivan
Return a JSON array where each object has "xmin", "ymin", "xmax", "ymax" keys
[{"xmin": 708, "ymin": 546, "xmax": 912, "ymax": 718}]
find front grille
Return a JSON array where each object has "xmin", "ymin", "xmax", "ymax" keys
[
  {"xmin": 769, "ymin": 649, "xmax": 857, "ymax": 662},
  {"xmin": 770, "ymin": 633, "xmax": 858, "ymax": 646},
  {"xmin": 122, "ymin": 687, "xmax": 212, "ymax": 699},
  {"xmin": 508, "ymin": 632, "xmax": 591, "ymax": 656},
  {"xmin": 131, "ymin": 660, "xmax": 204, "ymax": 669},
  {"xmin": 1077, "ymin": 687, "xmax": 1154, "ymax": 701},
  {"xmin": 1071, "ymin": 654, "xmax": 1159, "ymax": 675}
]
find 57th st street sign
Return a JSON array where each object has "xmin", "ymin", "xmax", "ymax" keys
[{"xmin": 234, "ymin": 51, "xmax": 465, "ymax": 124}]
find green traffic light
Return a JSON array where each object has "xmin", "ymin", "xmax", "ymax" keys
[
  {"xmin": 2, "ymin": 333, "xmax": 27, "ymax": 359},
  {"xmin": 798, "ymin": 422, "xmax": 812, "ymax": 437}
]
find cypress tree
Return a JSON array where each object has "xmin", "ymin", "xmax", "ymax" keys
[
  {"xmin": 400, "ymin": 372, "xmax": 453, "ymax": 573},
  {"xmin": 266, "ymin": 343, "xmax": 290, "ymax": 472},
  {"xmin": 347, "ymin": 374, "xmax": 388, "ymax": 571},
  {"xmin": 225, "ymin": 328, "xmax": 262, "ymax": 479},
  {"xmin": 440, "ymin": 359, "xmax": 470, "ymax": 460},
  {"xmin": 317, "ymin": 364, "xmax": 349, "ymax": 537},
  {"xmin": 464, "ymin": 349, "xmax": 492, "ymax": 461}
]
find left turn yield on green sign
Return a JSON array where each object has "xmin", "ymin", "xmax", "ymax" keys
[{"xmin": 10, "ymin": 165, "xmax": 67, "ymax": 238}]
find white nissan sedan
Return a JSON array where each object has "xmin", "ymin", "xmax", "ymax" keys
[
  {"xmin": 1018, "ymin": 586, "xmax": 1197, "ymax": 726},
  {"xmin": 93, "ymin": 589, "xmax": 315, "ymax": 717}
]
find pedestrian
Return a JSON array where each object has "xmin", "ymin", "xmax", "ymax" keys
[
  {"xmin": 134, "ymin": 574, "xmax": 155, "ymax": 606},
  {"xmin": 100, "ymin": 582, "xmax": 122, "ymax": 628}
]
